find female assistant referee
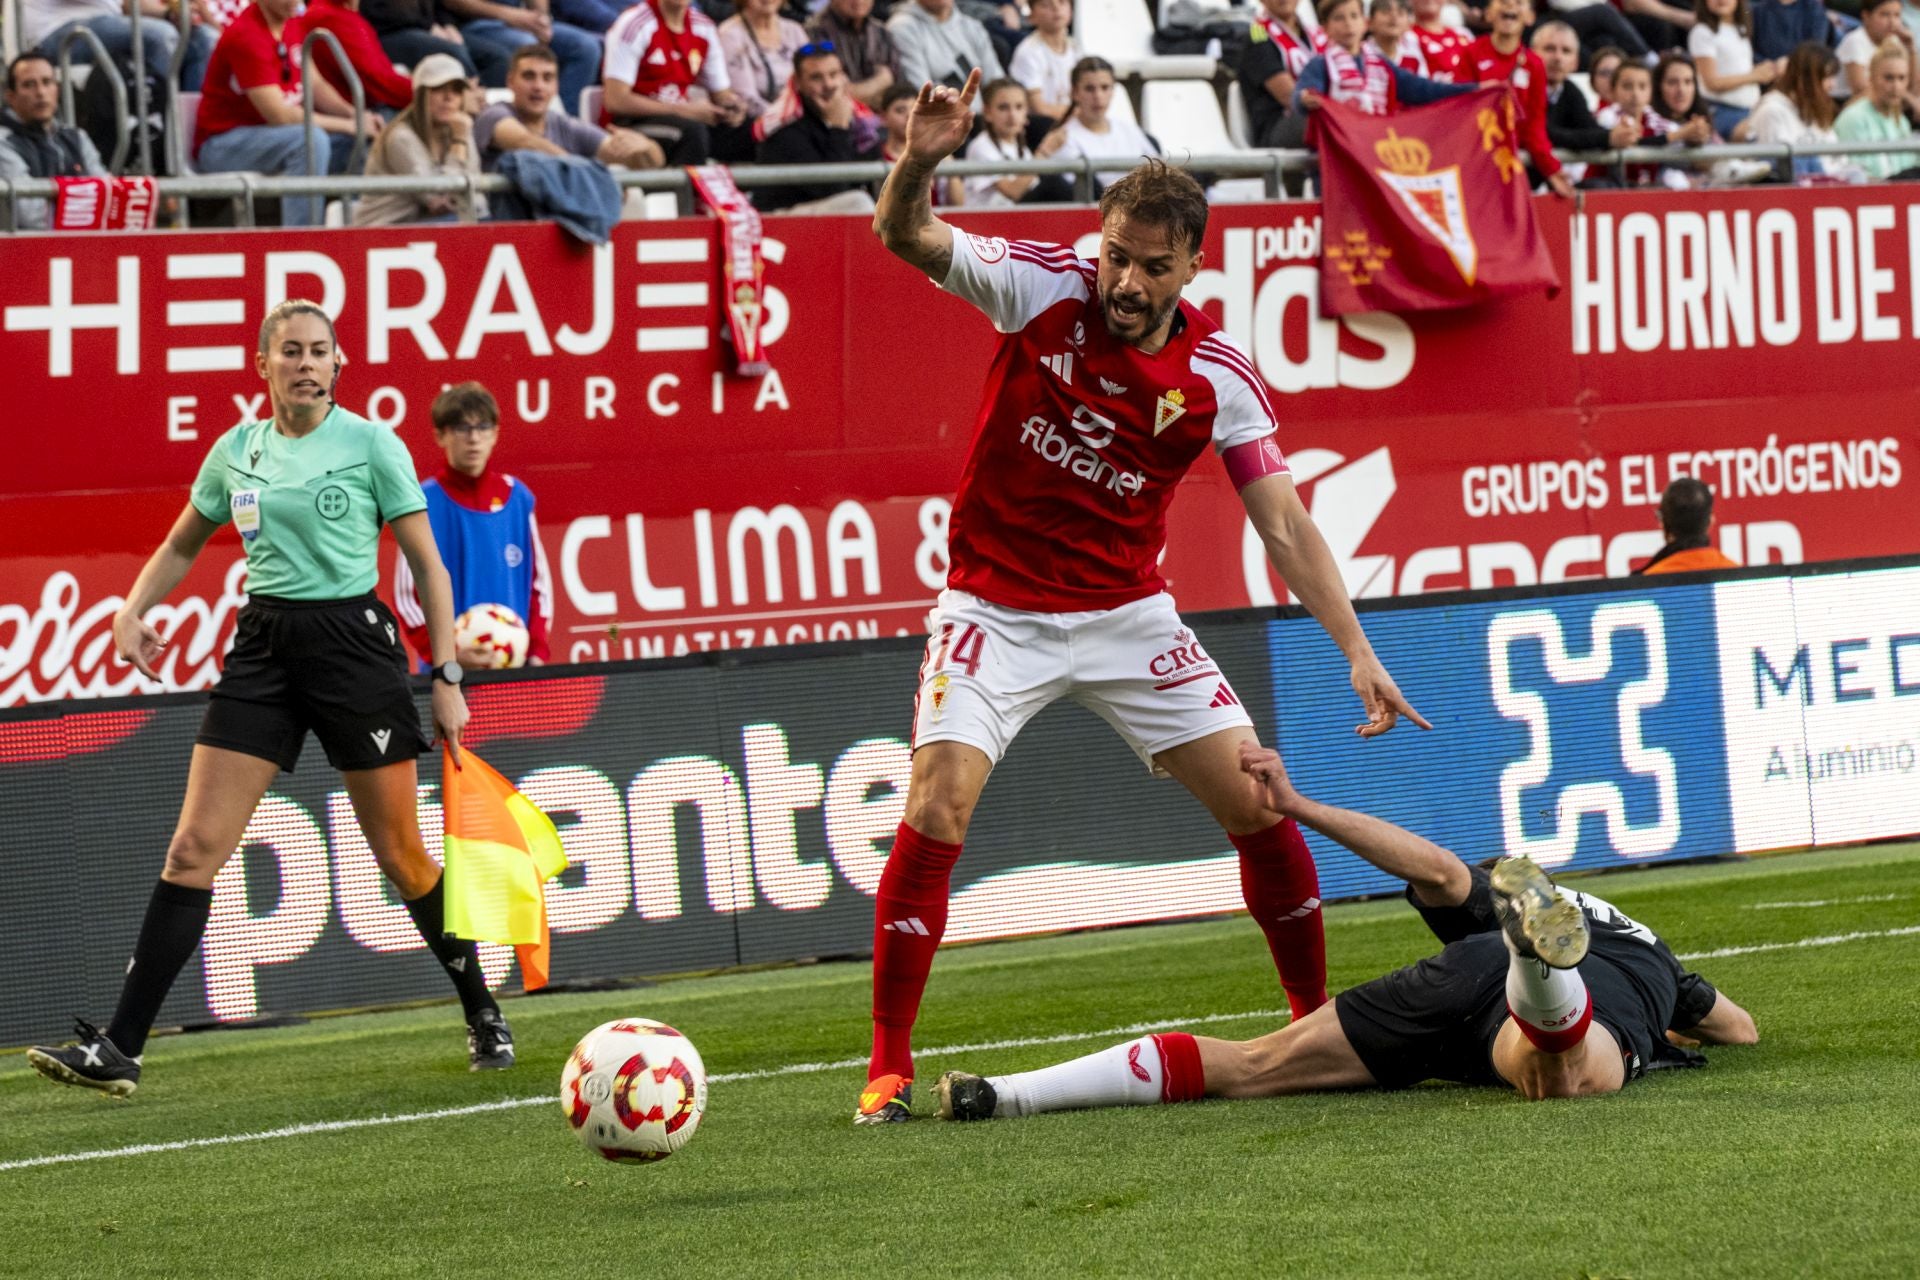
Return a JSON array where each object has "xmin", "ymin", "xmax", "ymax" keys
[{"xmin": 27, "ymin": 300, "xmax": 514, "ymax": 1097}]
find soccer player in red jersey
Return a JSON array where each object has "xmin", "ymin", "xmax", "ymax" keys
[
  {"xmin": 1458, "ymin": 0, "xmax": 1578, "ymax": 197},
  {"xmin": 854, "ymin": 69, "xmax": 1430, "ymax": 1125}
]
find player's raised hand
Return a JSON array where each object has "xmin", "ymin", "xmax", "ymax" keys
[
  {"xmin": 113, "ymin": 609, "xmax": 166, "ymax": 682},
  {"xmin": 1351, "ymin": 656, "xmax": 1431, "ymax": 737},
  {"xmin": 906, "ymin": 68, "xmax": 981, "ymax": 163}
]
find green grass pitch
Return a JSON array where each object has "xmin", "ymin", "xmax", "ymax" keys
[{"xmin": 4, "ymin": 842, "xmax": 1918, "ymax": 1278}]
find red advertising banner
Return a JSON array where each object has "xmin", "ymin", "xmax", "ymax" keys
[
  {"xmin": 1310, "ymin": 87, "xmax": 1559, "ymax": 314},
  {"xmin": 2, "ymin": 187, "xmax": 1916, "ymax": 705}
]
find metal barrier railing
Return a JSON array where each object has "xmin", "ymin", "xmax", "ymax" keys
[
  {"xmin": 165, "ymin": 0, "xmax": 193, "ymax": 176},
  {"xmin": 300, "ymin": 27, "xmax": 369, "ymax": 195},
  {"xmin": 5, "ymin": 137, "xmax": 1920, "ymax": 231},
  {"xmin": 54, "ymin": 26, "xmax": 129, "ymax": 175},
  {"xmin": 121, "ymin": 0, "xmax": 152, "ymax": 175}
]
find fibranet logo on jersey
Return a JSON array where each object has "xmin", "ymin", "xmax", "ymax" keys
[{"xmin": 1018, "ymin": 408, "xmax": 1145, "ymax": 497}]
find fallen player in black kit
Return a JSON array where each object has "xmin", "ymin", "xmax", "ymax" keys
[{"xmin": 937, "ymin": 743, "xmax": 1758, "ymax": 1120}]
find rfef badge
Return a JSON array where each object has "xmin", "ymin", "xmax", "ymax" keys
[{"xmin": 231, "ymin": 489, "xmax": 262, "ymax": 542}]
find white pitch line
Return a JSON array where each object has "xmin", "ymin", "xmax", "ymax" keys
[
  {"xmin": 1675, "ymin": 924, "xmax": 1920, "ymax": 961},
  {"xmin": 7, "ymin": 923, "xmax": 1918, "ymax": 1175},
  {"xmin": 0, "ymin": 1009, "xmax": 1286, "ymax": 1174},
  {"xmin": 1746, "ymin": 894, "xmax": 1903, "ymax": 910}
]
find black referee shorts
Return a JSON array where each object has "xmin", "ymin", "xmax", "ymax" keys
[{"xmin": 198, "ymin": 593, "xmax": 430, "ymax": 773}]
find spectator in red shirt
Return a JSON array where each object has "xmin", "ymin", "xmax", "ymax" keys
[
  {"xmin": 1458, "ymin": 0, "xmax": 1577, "ymax": 196},
  {"xmin": 1409, "ymin": 0, "xmax": 1471, "ymax": 78},
  {"xmin": 602, "ymin": 0, "xmax": 752, "ymax": 162},
  {"xmin": 302, "ymin": 0, "xmax": 417, "ymax": 110},
  {"xmin": 194, "ymin": 0, "xmax": 380, "ymax": 224}
]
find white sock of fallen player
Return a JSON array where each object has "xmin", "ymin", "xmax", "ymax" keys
[
  {"xmin": 1502, "ymin": 933, "xmax": 1593, "ymax": 1052},
  {"xmin": 986, "ymin": 1032, "xmax": 1206, "ymax": 1117}
]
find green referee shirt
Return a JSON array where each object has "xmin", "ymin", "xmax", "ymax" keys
[{"xmin": 190, "ymin": 406, "xmax": 429, "ymax": 600}]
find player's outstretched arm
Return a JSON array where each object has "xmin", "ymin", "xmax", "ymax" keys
[
  {"xmin": 1240, "ymin": 475, "xmax": 1431, "ymax": 738},
  {"xmin": 872, "ymin": 69, "xmax": 981, "ymax": 281},
  {"xmin": 112, "ymin": 502, "xmax": 222, "ymax": 681},
  {"xmin": 1673, "ymin": 992, "xmax": 1759, "ymax": 1046},
  {"xmin": 1239, "ymin": 743, "xmax": 1470, "ymax": 906}
]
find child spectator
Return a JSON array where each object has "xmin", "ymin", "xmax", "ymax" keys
[
  {"xmin": 1366, "ymin": 0, "xmax": 1427, "ymax": 73},
  {"xmin": 961, "ymin": 75, "xmax": 1072, "ymax": 205},
  {"xmin": 1052, "ymin": 55, "xmax": 1158, "ymax": 190},
  {"xmin": 1409, "ymin": 0, "xmax": 1471, "ymax": 78},
  {"xmin": 1007, "ymin": 0, "xmax": 1076, "ymax": 131},
  {"xmin": 878, "ymin": 80, "xmax": 963, "ymax": 203},
  {"xmin": 353, "ymin": 53, "xmax": 486, "ymax": 224},
  {"xmin": 1588, "ymin": 43, "xmax": 1628, "ymax": 104},
  {"xmin": 1298, "ymin": 0, "xmax": 1477, "ymax": 116},
  {"xmin": 1533, "ymin": 22, "xmax": 1642, "ymax": 185},
  {"xmin": 1690, "ymin": 0, "xmax": 1778, "ymax": 136},
  {"xmin": 1598, "ymin": 60, "xmax": 1703, "ymax": 186},
  {"xmin": 1456, "ymin": 0, "xmax": 1579, "ymax": 195}
]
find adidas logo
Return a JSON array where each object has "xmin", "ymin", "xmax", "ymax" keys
[
  {"xmin": 883, "ymin": 917, "xmax": 930, "ymax": 936},
  {"xmin": 1040, "ymin": 352, "xmax": 1075, "ymax": 384},
  {"xmin": 1208, "ymin": 683, "xmax": 1240, "ymax": 708},
  {"xmin": 371, "ymin": 728, "xmax": 392, "ymax": 753},
  {"xmin": 1285, "ymin": 897, "xmax": 1321, "ymax": 919},
  {"xmin": 1100, "ymin": 376, "xmax": 1128, "ymax": 395}
]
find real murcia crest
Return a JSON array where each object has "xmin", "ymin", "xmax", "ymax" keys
[
  {"xmin": 1373, "ymin": 128, "xmax": 1477, "ymax": 285},
  {"xmin": 1153, "ymin": 387, "xmax": 1186, "ymax": 436}
]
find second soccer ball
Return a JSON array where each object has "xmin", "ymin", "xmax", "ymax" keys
[{"xmin": 453, "ymin": 603, "xmax": 529, "ymax": 669}]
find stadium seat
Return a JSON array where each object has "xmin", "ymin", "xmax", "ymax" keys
[
  {"xmin": 484, "ymin": 87, "xmax": 513, "ymax": 106},
  {"xmin": 1225, "ymin": 80, "xmax": 1252, "ymax": 149},
  {"xmin": 1076, "ymin": 0, "xmax": 1156, "ymax": 61},
  {"xmin": 579, "ymin": 84, "xmax": 603, "ymax": 122},
  {"xmin": 1141, "ymin": 79, "xmax": 1236, "ymax": 157}
]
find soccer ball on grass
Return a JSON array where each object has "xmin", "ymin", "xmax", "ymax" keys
[{"xmin": 561, "ymin": 1019, "xmax": 708, "ymax": 1163}]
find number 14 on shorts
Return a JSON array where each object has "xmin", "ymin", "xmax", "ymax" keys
[{"xmin": 929, "ymin": 622, "xmax": 986, "ymax": 677}]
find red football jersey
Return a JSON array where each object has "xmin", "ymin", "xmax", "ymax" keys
[
  {"xmin": 1411, "ymin": 23, "xmax": 1471, "ymax": 81},
  {"xmin": 604, "ymin": 0, "xmax": 729, "ymax": 106},
  {"xmin": 1459, "ymin": 36, "xmax": 1563, "ymax": 176},
  {"xmin": 937, "ymin": 232, "xmax": 1285, "ymax": 613}
]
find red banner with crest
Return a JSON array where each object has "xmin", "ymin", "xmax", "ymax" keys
[{"xmin": 1311, "ymin": 87, "xmax": 1559, "ymax": 315}]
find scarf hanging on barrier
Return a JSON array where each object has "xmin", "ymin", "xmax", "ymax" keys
[
  {"xmin": 53, "ymin": 176, "xmax": 159, "ymax": 230},
  {"xmin": 687, "ymin": 164, "xmax": 771, "ymax": 377}
]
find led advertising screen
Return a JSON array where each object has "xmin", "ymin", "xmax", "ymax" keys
[{"xmin": 2, "ymin": 558, "xmax": 1914, "ymax": 1047}]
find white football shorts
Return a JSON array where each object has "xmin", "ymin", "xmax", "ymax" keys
[{"xmin": 910, "ymin": 589, "xmax": 1256, "ymax": 776}]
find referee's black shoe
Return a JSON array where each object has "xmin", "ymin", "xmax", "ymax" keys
[
  {"xmin": 467, "ymin": 1009, "xmax": 515, "ymax": 1071},
  {"xmin": 1490, "ymin": 856, "xmax": 1590, "ymax": 970},
  {"xmin": 26, "ymin": 1019, "xmax": 142, "ymax": 1098}
]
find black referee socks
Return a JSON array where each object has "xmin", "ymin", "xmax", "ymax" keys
[
  {"xmin": 403, "ymin": 878, "xmax": 501, "ymax": 1022},
  {"xmin": 108, "ymin": 878, "xmax": 215, "ymax": 1058}
]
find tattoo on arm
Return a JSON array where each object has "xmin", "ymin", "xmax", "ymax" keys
[{"xmin": 875, "ymin": 156, "xmax": 952, "ymax": 279}]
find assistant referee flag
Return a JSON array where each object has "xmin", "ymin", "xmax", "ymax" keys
[{"xmin": 442, "ymin": 749, "xmax": 569, "ymax": 990}]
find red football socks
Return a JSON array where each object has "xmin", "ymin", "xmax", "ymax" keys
[
  {"xmin": 868, "ymin": 821, "xmax": 964, "ymax": 1081},
  {"xmin": 1233, "ymin": 818, "xmax": 1329, "ymax": 1020}
]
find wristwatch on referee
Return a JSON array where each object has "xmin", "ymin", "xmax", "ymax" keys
[{"xmin": 432, "ymin": 660, "xmax": 464, "ymax": 686}]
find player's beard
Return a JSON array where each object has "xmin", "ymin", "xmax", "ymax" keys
[{"xmin": 1100, "ymin": 286, "xmax": 1177, "ymax": 346}]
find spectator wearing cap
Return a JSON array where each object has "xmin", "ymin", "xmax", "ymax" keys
[
  {"xmin": 302, "ymin": 0, "xmax": 419, "ymax": 111},
  {"xmin": 805, "ymin": 0, "xmax": 900, "ymax": 109},
  {"xmin": 195, "ymin": 0, "xmax": 380, "ymax": 226},
  {"xmin": 474, "ymin": 42, "xmax": 664, "ymax": 169},
  {"xmin": 887, "ymin": 0, "xmax": 1003, "ymax": 111},
  {"xmin": 0, "ymin": 53, "xmax": 107, "ymax": 230},
  {"xmin": 753, "ymin": 42, "xmax": 878, "ymax": 212},
  {"xmin": 719, "ymin": 0, "xmax": 808, "ymax": 119},
  {"xmin": 25, "ymin": 0, "xmax": 217, "ymax": 93},
  {"xmin": 1637, "ymin": 478, "xmax": 1739, "ymax": 574},
  {"xmin": 353, "ymin": 53, "xmax": 487, "ymax": 223}
]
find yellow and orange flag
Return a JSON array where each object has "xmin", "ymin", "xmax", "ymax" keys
[{"xmin": 442, "ymin": 748, "xmax": 569, "ymax": 990}]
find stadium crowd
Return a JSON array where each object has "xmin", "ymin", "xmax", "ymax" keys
[{"xmin": 6, "ymin": 0, "xmax": 1919, "ymax": 226}]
